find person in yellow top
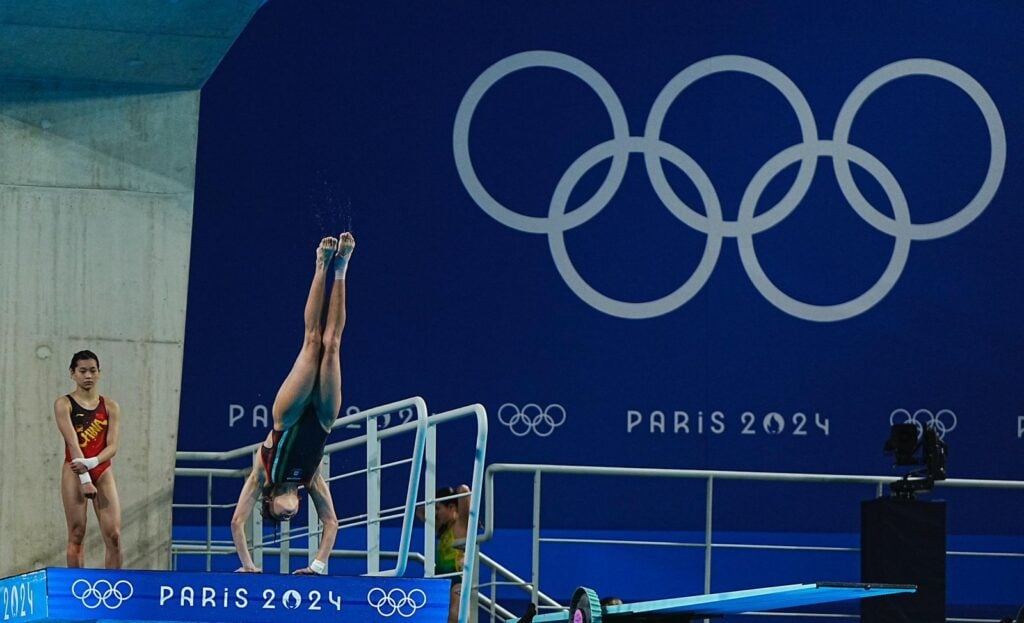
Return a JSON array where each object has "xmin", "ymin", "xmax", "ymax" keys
[{"xmin": 419, "ymin": 485, "xmax": 471, "ymax": 623}]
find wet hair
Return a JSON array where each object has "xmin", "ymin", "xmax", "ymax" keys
[{"xmin": 70, "ymin": 350, "xmax": 100, "ymax": 371}]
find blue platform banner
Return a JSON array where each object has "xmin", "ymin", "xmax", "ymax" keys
[
  {"xmin": 1, "ymin": 569, "xmax": 448, "ymax": 623},
  {"xmin": 0, "ymin": 570, "xmax": 47, "ymax": 622}
]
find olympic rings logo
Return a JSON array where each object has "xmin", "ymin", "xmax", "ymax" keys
[
  {"xmin": 367, "ymin": 587, "xmax": 427, "ymax": 618},
  {"xmin": 498, "ymin": 403, "xmax": 567, "ymax": 437},
  {"xmin": 890, "ymin": 408, "xmax": 957, "ymax": 440},
  {"xmin": 70, "ymin": 579, "xmax": 134, "ymax": 609},
  {"xmin": 453, "ymin": 52, "xmax": 1006, "ymax": 322}
]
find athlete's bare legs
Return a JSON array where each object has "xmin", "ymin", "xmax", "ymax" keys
[
  {"xmin": 316, "ymin": 232, "xmax": 354, "ymax": 430},
  {"xmin": 60, "ymin": 464, "xmax": 88, "ymax": 567},
  {"xmin": 271, "ymin": 237, "xmax": 338, "ymax": 430},
  {"xmin": 94, "ymin": 471, "xmax": 122, "ymax": 569}
]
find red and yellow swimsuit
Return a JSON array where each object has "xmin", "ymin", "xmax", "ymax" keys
[{"xmin": 63, "ymin": 394, "xmax": 111, "ymax": 482}]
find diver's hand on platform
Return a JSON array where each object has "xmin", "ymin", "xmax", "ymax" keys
[
  {"xmin": 235, "ymin": 565, "xmax": 262, "ymax": 573},
  {"xmin": 294, "ymin": 559, "xmax": 326, "ymax": 575},
  {"xmin": 81, "ymin": 482, "xmax": 98, "ymax": 499}
]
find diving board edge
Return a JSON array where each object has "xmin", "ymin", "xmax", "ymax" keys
[{"xmin": 524, "ymin": 582, "xmax": 916, "ymax": 623}]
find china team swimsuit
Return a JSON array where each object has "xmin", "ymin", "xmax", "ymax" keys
[{"xmin": 63, "ymin": 394, "xmax": 111, "ymax": 482}]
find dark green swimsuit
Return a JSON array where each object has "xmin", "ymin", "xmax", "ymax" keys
[{"xmin": 260, "ymin": 404, "xmax": 329, "ymax": 485}]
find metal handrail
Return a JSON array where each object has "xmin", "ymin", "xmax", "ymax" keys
[
  {"xmin": 482, "ymin": 462, "xmax": 1024, "ymax": 543},
  {"xmin": 478, "ymin": 463, "xmax": 1024, "ymax": 622},
  {"xmin": 173, "ymin": 396, "xmax": 429, "ymax": 576},
  {"xmin": 417, "ymin": 403, "xmax": 489, "ymax": 623},
  {"xmin": 172, "ymin": 398, "xmax": 490, "ymax": 623},
  {"xmin": 175, "ymin": 425, "xmax": 1023, "ymax": 622},
  {"xmin": 476, "ymin": 550, "xmax": 562, "ymax": 612},
  {"xmin": 175, "ymin": 396, "xmax": 429, "ymax": 462}
]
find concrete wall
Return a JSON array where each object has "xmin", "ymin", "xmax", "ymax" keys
[{"xmin": 0, "ymin": 83, "xmax": 199, "ymax": 573}]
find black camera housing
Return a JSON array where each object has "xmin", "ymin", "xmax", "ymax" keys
[{"xmin": 883, "ymin": 423, "xmax": 948, "ymax": 499}]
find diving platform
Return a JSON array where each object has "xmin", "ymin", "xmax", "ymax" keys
[
  {"xmin": 519, "ymin": 583, "xmax": 916, "ymax": 623},
  {"xmin": 0, "ymin": 568, "xmax": 914, "ymax": 623},
  {"xmin": 0, "ymin": 568, "xmax": 450, "ymax": 623}
]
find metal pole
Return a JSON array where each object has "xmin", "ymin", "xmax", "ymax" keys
[
  {"xmin": 489, "ymin": 565, "xmax": 497, "ymax": 623},
  {"xmin": 703, "ymin": 476, "xmax": 715, "ymax": 623},
  {"xmin": 281, "ymin": 518, "xmax": 290, "ymax": 572},
  {"xmin": 470, "ymin": 550, "xmax": 481, "ymax": 623},
  {"xmin": 206, "ymin": 473, "xmax": 213, "ymax": 572},
  {"xmin": 704, "ymin": 476, "xmax": 714, "ymax": 595},
  {"xmin": 531, "ymin": 470, "xmax": 541, "ymax": 608},
  {"xmin": 367, "ymin": 413, "xmax": 381, "ymax": 574},
  {"xmin": 425, "ymin": 422, "xmax": 438, "ymax": 577}
]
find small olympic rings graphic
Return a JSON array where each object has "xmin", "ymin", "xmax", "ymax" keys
[
  {"xmin": 70, "ymin": 578, "xmax": 134, "ymax": 609},
  {"xmin": 453, "ymin": 52, "xmax": 1006, "ymax": 322},
  {"xmin": 890, "ymin": 408, "xmax": 958, "ymax": 440},
  {"xmin": 367, "ymin": 587, "xmax": 427, "ymax": 618},
  {"xmin": 498, "ymin": 403, "xmax": 567, "ymax": 437}
]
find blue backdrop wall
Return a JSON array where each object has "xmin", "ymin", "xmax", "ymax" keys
[{"xmin": 177, "ymin": 0, "xmax": 1023, "ymax": 602}]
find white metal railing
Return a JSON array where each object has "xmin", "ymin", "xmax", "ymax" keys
[
  {"xmin": 174, "ymin": 420, "xmax": 1023, "ymax": 623},
  {"xmin": 172, "ymin": 397, "xmax": 488, "ymax": 623},
  {"xmin": 175, "ymin": 396, "xmax": 429, "ymax": 575},
  {"xmin": 478, "ymin": 464, "xmax": 1024, "ymax": 623},
  {"xmin": 421, "ymin": 404, "xmax": 489, "ymax": 623}
]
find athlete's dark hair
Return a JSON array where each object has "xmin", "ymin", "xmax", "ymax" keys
[
  {"xmin": 261, "ymin": 483, "xmax": 302, "ymax": 525},
  {"xmin": 436, "ymin": 486, "xmax": 459, "ymax": 509},
  {"xmin": 261, "ymin": 483, "xmax": 282, "ymax": 524},
  {"xmin": 70, "ymin": 350, "xmax": 100, "ymax": 371}
]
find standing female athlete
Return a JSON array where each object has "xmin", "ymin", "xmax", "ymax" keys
[{"xmin": 54, "ymin": 350, "xmax": 122, "ymax": 568}]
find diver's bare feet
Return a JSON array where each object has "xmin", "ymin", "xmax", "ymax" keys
[
  {"xmin": 332, "ymin": 232, "xmax": 355, "ymax": 280},
  {"xmin": 337, "ymin": 232, "xmax": 355, "ymax": 259},
  {"xmin": 317, "ymin": 236, "xmax": 338, "ymax": 269}
]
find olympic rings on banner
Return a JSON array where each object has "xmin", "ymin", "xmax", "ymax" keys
[
  {"xmin": 70, "ymin": 579, "xmax": 134, "ymax": 609},
  {"xmin": 367, "ymin": 587, "xmax": 428, "ymax": 618},
  {"xmin": 454, "ymin": 52, "xmax": 1005, "ymax": 321},
  {"xmin": 498, "ymin": 403, "xmax": 567, "ymax": 437}
]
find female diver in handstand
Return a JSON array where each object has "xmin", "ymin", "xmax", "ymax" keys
[{"xmin": 231, "ymin": 232, "xmax": 355, "ymax": 574}]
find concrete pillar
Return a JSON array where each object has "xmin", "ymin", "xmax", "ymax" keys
[
  {"xmin": 0, "ymin": 82, "xmax": 199, "ymax": 573},
  {"xmin": 0, "ymin": 0, "xmax": 264, "ymax": 575}
]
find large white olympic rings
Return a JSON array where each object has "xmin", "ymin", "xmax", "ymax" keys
[
  {"xmin": 367, "ymin": 587, "xmax": 428, "ymax": 618},
  {"xmin": 70, "ymin": 579, "xmax": 134, "ymax": 609},
  {"xmin": 453, "ymin": 52, "xmax": 1006, "ymax": 321}
]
